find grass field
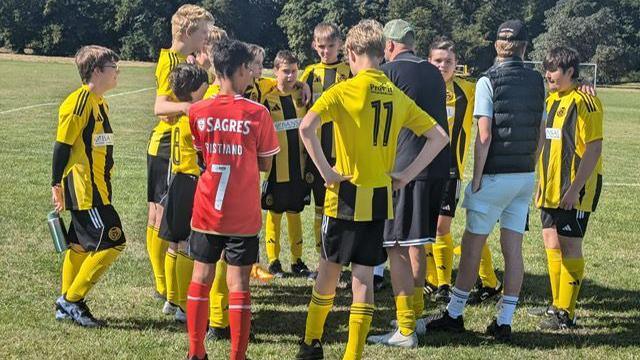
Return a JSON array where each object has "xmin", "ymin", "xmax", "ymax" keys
[{"xmin": 1, "ymin": 57, "xmax": 639, "ymax": 359}]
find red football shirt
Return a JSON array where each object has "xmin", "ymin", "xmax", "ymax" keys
[{"xmin": 189, "ymin": 94, "xmax": 279, "ymax": 236}]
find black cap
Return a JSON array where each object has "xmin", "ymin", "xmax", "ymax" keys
[{"xmin": 496, "ymin": 20, "xmax": 528, "ymax": 41}]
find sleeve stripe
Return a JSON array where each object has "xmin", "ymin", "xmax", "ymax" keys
[
  {"xmin": 73, "ymin": 90, "xmax": 89, "ymax": 116},
  {"xmin": 258, "ymin": 147, "xmax": 280, "ymax": 157},
  {"xmin": 577, "ymin": 92, "xmax": 596, "ymax": 113}
]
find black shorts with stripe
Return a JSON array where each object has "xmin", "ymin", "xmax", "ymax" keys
[
  {"xmin": 188, "ymin": 231, "xmax": 259, "ymax": 266},
  {"xmin": 147, "ymin": 154, "xmax": 169, "ymax": 203},
  {"xmin": 68, "ymin": 205, "xmax": 126, "ymax": 252},
  {"xmin": 321, "ymin": 216, "xmax": 387, "ymax": 266},
  {"xmin": 540, "ymin": 207, "xmax": 591, "ymax": 238},
  {"xmin": 439, "ymin": 178, "xmax": 462, "ymax": 217},
  {"xmin": 159, "ymin": 173, "xmax": 197, "ymax": 243},
  {"xmin": 383, "ymin": 179, "xmax": 446, "ymax": 247},
  {"xmin": 261, "ymin": 180, "xmax": 311, "ymax": 213}
]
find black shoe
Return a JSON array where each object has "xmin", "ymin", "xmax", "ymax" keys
[
  {"xmin": 187, "ymin": 355, "xmax": 208, "ymax": 360},
  {"xmin": 295, "ymin": 339, "xmax": 323, "ymax": 360},
  {"xmin": 538, "ymin": 309, "xmax": 577, "ymax": 330},
  {"xmin": 307, "ymin": 270, "xmax": 318, "ymax": 281},
  {"xmin": 206, "ymin": 326, "xmax": 230, "ymax": 341},
  {"xmin": 423, "ymin": 281, "xmax": 437, "ymax": 299},
  {"xmin": 527, "ymin": 305, "xmax": 557, "ymax": 317},
  {"xmin": 291, "ymin": 259, "xmax": 311, "ymax": 277},
  {"xmin": 434, "ymin": 285, "xmax": 451, "ymax": 303},
  {"xmin": 486, "ymin": 318, "xmax": 511, "ymax": 341},
  {"xmin": 424, "ymin": 309, "xmax": 465, "ymax": 333},
  {"xmin": 373, "ymin": 275, "xmax": 386, "ymax": 292},
  {"xmin": 268, "ymin": 260, "xmax": 285, "ymax": 278},
  {"xmin": 56, "ymin": 296, "xmax": 101, "ymax": 328},
  {"xmin": 468, "ymin": 284, "xmax": 503, "ymax": 305}
]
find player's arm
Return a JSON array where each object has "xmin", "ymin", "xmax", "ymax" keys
[
  {"xmin": 154, "ymin": 95, "xmax": 190, "ymax": 118},
  {"xmin": 258, "ymin": 156, "xmax": 273, "ymax": 172},
  {"xmin": 470, "ymin": 76, "xmax": 495, "ymax": 192},
  {"xmin": 51, "ymin": 142, "xmax": 71, "ymax": 212},
  {"xmin": 256, "ymin": 109, "xmax": 280, "ymax": 174},
  {"xmin": 392, "ymin": 125, "xmax": 449, "ymax": 190},
  {"xmin": 299, "ymin": 111, "xmax": 349, "ymax": 187}
]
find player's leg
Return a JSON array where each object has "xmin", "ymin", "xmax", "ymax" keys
[
  {"xmin": 265, "ymin": 210, "xmax": 283, "ymax": 276},
  {"xmin": 175, "ymin": 240, "xmax": 194, "ymax": 321},
  {"xmin": 344, "ymin": 263, "xmax": 375, "ymax": 360},
  {"xmin": 208, "ymin": 258, "xmax": 230, "ymax": 340},
  {"xmin": 433, "ymin": 178, "xmax": 459, "ymax": 302},
  {"xmin": 287, "ymin": 211, "xmax": 310, "ymax": 277},
  {"xmin": 409, "ymin": 245, "xmax": 426, "ymax": 321},
  {"xmin": 424, "ymin": 243, "xmax": 438, "ymax": 295}
]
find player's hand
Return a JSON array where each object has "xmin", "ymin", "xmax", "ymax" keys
[
  {"xmin": 300, "ymin": 82, "xmax": 312, "ymax": 106},
  {"xmin": 560, "ymin": 189, "xmax": 579, "ymax": 210},
  {"xmin": 578, "ymin": 82, "xmax": 596, "ymax": 96},
  {"xmin": 181, "ymin": 102, "xmax": 191, "ymax": 116},
  {"xmin": 471, "ymin": 177, "xmax": 482, "ymax": 193},
  {"xmin": 51, "ymin": 185, "xmax": 64, "ymax": 212},
  {"xmin": 324, "ymin": 168, "xmax": 351, "ymax": 189},
  {"xmin": 390, "ymin": 172, "xmax": 409, "ymax": 191},
  {"xmin": 186, "ymin": 54, "xmax": 197, "ymax": 65}
]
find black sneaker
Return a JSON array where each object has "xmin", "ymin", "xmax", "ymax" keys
[
  {"xmin": 424, "ymin": 309, "xmax": 465, "ymax": 333},
  {"xmin": 468, "ymin": 284, "xmax": 503, "ymax": 305},
  {"xmin": 486, "ymin": 318, "xmax": 511, "ymax": 341},
  {"xmin": 268, "ymin": 260, "xmax": 285, "ymax": 278},
  {"xmin": 56, "ymin": 296, "xmax": 101, "ymax": 328},
  {"xmin": 295, "ymin": 339, "xmax": 323, "ymax": 360},
  {"xmin": 307, "ymin": 270, "xmax": 318, "ymax": 281},
  {"xmin": 187, "ymin": 354, "xmax": 208, "ymax": 360},
  {"xmin": 527, "ymin": 305, "xmax": 557, "ymax": 317},
  {"xmin": 434, "ymin": 285, "xmax": 451, "ymax": 303},
  {"xmin": 423, "ymin": 282, "xmax": 437, "ymax": 299},
  {"xmin": 373, "ymin": 275, "xmax": 386, "ymax": 292},
  {"xmin": 206, "ymin": 326, "xmax": 230, "ymax": 341},
  {"xmin": 291, "ymin": 259, "xmax": 312, "ymax": 277},
  {"xmin": 538, "ymin": 309, "xmax": 577, "ymax": 330}
]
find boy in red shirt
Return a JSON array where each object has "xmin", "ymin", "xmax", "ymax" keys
[{"xmin": 186, "ymin": 39, "xmax": 280, "ymax": 360}]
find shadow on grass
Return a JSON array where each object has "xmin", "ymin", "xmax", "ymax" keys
[{"xmin": 100, "ymin": 316, "xmax": 186, "ymax": 332}]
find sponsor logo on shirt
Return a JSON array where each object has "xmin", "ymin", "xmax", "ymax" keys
[{"xmin": 93, "ymin": 133, "xmax": 114, "ymax": 146}]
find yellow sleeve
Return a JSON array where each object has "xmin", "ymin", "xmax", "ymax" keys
[
  {"xmin": 579, "ymin": 96, "xmax": 603, "ymax": 143},
  {"xmin": 299, "ymin": 65, "xmax": 314, "ymax": 83},
  {"xmin": 401, "ymin": 95, "xmax": 437, "ymax": 136},
  {"xmin": 55, "ymin": 93, "xmax": 89, "ymax": 145},
  {"xmin": 155, "ymin": 56, "xmax": 173, "ymax": 97},
  {"xmin": 309, "ymin": 84, "xmax": 341, "ymax": 124}
]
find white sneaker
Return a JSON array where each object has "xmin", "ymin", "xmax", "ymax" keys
[
  {"xmin": 175, "ymin": 307, "xmax": 186, "ymax": 323},
  {"xmin": 366, "ymin": 328, "xmax": 418, "ymax": 348},
  {"xmin": 388, "ymin": 318, "xmax": 427, "ymax": 336},
  {"xmin": 162, "ymin": 301, "xmax": 177, "ymax": 315}
]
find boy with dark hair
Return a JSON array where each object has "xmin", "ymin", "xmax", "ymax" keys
[
  {"xmin": 52, "ymin": 45, "xmax": 125, "ymax": 328},
  {"xmin": 186, "ymin": 39, "xmax": 280, "ymax": 360},
  {"xmin": 159, "ymin": 63, "xmax": 209, "ymax": 322}
]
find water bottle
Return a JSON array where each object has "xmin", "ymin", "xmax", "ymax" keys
[{"xmin": 47, "ymin": 211, "xmax": 69, "ymax": 253}]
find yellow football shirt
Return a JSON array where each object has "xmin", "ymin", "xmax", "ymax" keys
[
  {"xmin": 537, "ymin": 87, "xmax": 604, "ymax": 212},
  {"xmin": 245, "ymin": 77, "xmax": 277, "ymax": 103},
  {"xmin": 170, "ymin": 115, "xmax": 200, "ymax": 176},
  {"xmin": 446, "ymin": 76, "xmax": 475, "ymax": 178},
  {"xmin": 310, "ymin": 69, "xmax": 437, "ymax": 221},
  {"xmin": 56, "ymin": 85, "xmax": 115, "ymax": 210}
]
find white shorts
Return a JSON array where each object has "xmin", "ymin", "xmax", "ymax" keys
[{"xmin": 462, "ymin": 172, "xmax": 535, "ymax": 235}]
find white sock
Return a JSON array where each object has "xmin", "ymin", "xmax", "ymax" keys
[
  {"xmin": 496, "ymin": 295, "xmax": 519, "ymax": 325},
  {"xmin": 446, "ymin": 287, "xmax": 470, "ymax": 319},
  {"xmin": 373, "ymin": 264, "xmax": 385, "ymax": 277}
]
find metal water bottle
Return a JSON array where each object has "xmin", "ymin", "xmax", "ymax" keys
[{"xmin": 47, "ymin": 211, "xmax": 69, "ymax": 253}]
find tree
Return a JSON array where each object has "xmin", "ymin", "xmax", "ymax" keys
[{"xmin": 0, "ymin": 0, "xmax": 46, "ymax": 53}]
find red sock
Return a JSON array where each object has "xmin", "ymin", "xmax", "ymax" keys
[
  {"xmin": 229, "ymin": 291, "xmax": 251, "ymax": 360},
  {"xmin": 187, "ymin": 281, "xmax": 210, "ymax": 359}
]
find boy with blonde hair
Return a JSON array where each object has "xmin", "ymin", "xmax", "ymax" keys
[
  {"xmin": 296, "ymin": 20, "xmax": 449, "ymax": 360},
  {"xmin": 146, "ymin": 4, "xmax": 212, "ymax": 310}
]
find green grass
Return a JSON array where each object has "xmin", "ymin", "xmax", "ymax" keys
[{"xmin": 1, "ymin": 57, "xmax": 639, "ymax": 359}]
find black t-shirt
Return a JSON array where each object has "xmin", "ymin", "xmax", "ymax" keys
[{"xmin": 382, "ymin": 51, "xmax": 450, "ymax": 180}]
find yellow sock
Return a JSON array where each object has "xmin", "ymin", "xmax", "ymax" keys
[
  {"xmin": 164, "ymin": 251, "xmax": 178, "ymax": 305},
  {"xmin": 175, "ymin": 251, "xmax": 194, "ymax": 310},
  {"xmin": 558, "ymin": 257, "xmax": 584, "ymax": 319},
  {"xmin": 545, "ymin": 248, "xmax": 562, "ymax": 307},
  {"xmin": 395, "ymin": 295, "xmax": 415, "ymax": 336},
  {"xmin": 343, "ymin": 303, "xmax": 374, "ymax": 360},
  {"xmin": 314, "ymin": 206, "xmax": 323, "ymax": 254},
  {"xmin": 61, "ymin": 247, "xmax": 89, "ymax": 295},
  {"xmin": 478, "ymin": 242, "xmax": 498, "ymax": 288},
  {"xmin": 209, "ymin": 260, "xmax": 229, "ymax": 328},
  {"xmin": 424, "ymin": 244, "xmax": 438, "ymax": 286},
  {"xmin": 265, "ymin": 211, "xmax": 282, "ymax": 264},
  {"xmin": 287, "ymin": 212, "xmax": 303, "ymax": 263},
  {"xmin": 149, "ymin": 227, "xmax": 169, "ymax": 296},
  {"xmin": 304, "ymin": 289, "xmax": 335, "ymax": 345},
  {"xmin": 433, "ymin": 233, "xmax": 454, "ymax": 286},
  {"xmin": 413, "ymin": 287, "xmax": 424, "ymax": 319},
  {"xmin": 65, "ymin": 245, "xmax": 124, "ymax": 302}
]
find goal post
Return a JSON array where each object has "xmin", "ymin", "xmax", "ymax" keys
[{"xmin": 524, "ymin": 61, "xmax": 598, "ymax": 88}]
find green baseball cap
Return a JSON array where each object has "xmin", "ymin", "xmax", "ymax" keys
[{"xmin": 383, "ymin": 19, "xmax": 414, "ymax": 43}]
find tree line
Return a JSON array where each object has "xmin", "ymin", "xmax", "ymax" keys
[{"xmin": 1, "ymin": 0, "xmax": 638, "ymax": 83}]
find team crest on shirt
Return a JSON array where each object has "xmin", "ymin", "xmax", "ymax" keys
[
  {"xmin": 557, "ymin": 107, "xmax": 566, "ymax": 117},
  {"xmin": 446, "ymin": 90, "xmax": 454, "ymax": 102},
  {"xmin": 305, "ymin": 171, "xmax": 315, "ymax": 184},
  {"xmin": 337, "ymin": 74, "xmax": 348, "ymax": 82},
  {"xmin": 265, "ymin": 194, "xmax": 274, "ymax": 206},
  {"xmin": 108, "ymin": 226, "xmax": 122, "ymax": 241},
  {"xmin": 197, "ymin": 118, "xmax": 206, "ymax": 131}
]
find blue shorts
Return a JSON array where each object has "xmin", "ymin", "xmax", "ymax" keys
[{"xmin": 462, "ymin": 172, "xmax": 535, "ymax": 235}]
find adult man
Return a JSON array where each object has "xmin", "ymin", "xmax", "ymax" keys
[
  {"xmin": 425, "ymin": 20, "xmax": 546, "ymax": 341},
  {"xmin": 367, "ymin": 19, "xmax": 450, "ymax": 347}
]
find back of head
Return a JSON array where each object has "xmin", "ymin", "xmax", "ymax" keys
[
  {"xmin": 345, "ymin": 19, "xmax": 385, "ymax": 59},
  {"xmin": 171, "ymin": 4, "xmax": 214, "ymax": 39},
  {"xmin": 543, "ymin": 46, "xmax": 581, "ymax": 80},
  {"xmin": 495, "ymin": 19, "xmax": 528, "ymax": 59},
  {"xmin": 383, "ymin": 19, "xmax": 415, "ymax": 48},
  {"xmin": 247, "ymin": 44, "xmax": 265, "ymax": 62},
  {"xmin": 206, "ymin": 25, "xmax": 228, "ymax": 47},
  {"xmin": 74, "ymin": 45, "xmax": 119, "ymax": 84},
  {"xmin": 273, "ymin": 50, "xmax": 298, "ymax": 69},
  {"xmin": 212, "ymin": 39, "xmax": 253, "ymax": 79},
  {"xmin": 169, "ymin": 63, "xmax": 209, "ymax": 102},
  {"xmin": 314, "ymin": 22, "xmax": 342, "ymax": 43}
]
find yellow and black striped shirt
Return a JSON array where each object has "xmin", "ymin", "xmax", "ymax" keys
[
  {"xmin": 537, "ymin": 87, "xmax": 604, "ymax": 212},
  {"xmin": 245, "ymin": 77, "xmax": 277, "ymax": 103},
  {"xmin": 56, "ymin": 85, "xmax": 115, "ymax": 210},
  {"xmin": 300, "ymin": 61, "xmax": 351, "ymax": 161},
  {"xmin": 263, "ymin": 86, "xmax": 308, "ymax": 183},
  {"xmin": 446, "ymin": 77, "xmax": 475, "ymax": 178},
  {"xmin": 170, "ymin": 115, "xmax": 200, "ymax": 176},
  {"xmin": 147, "ymin": 49, "xmax": 187, "ymax": 158}
]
